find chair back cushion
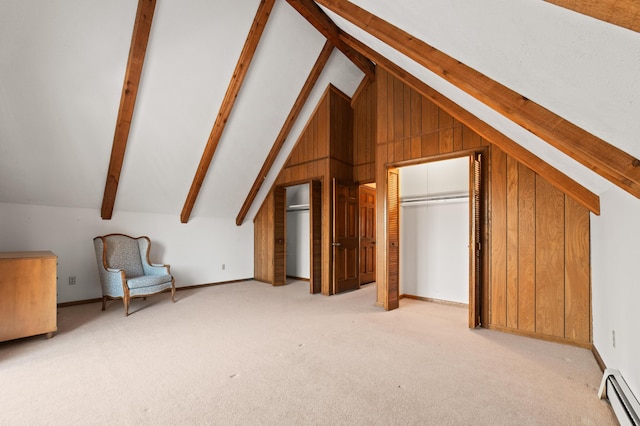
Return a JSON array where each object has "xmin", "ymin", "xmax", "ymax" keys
[{"xmin": 104, "ymin": 235, "xmax": 144, "ymax": 277}]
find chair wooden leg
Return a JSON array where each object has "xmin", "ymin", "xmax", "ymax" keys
[
  {"xmin": 101, "ymin": 296, "xmax": 107, "ymax": 311},
  {"xmin": 171, "ymin": 286, "xmax": 176, "ymax": 303},
  {"xmin": 123, "ymin": 295, "xmax": 130, "ymax": 317}
]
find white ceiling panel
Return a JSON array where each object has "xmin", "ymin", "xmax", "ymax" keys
[
  {"xmin": 115, "ymin": 0, "xmax": 262, "ymax": 216},
  {"xmin": 191, "ymin": 0, "xmax": 328, "ymax": 219},
  {"xmin": 320, "ymin": 1, "xmax": 640, "ymax": 195},
  {"xmin": 0, "ymin": 0, "xmax": 136, "ymax": 208},
  {"xmin": 343, "ymin": 0, "xmax": 640, "ymax": 160}
]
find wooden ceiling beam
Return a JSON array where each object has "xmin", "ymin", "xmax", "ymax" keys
[
  {"xmin": 101, "ymin": 0, "xmax": 156, "ymax": 220},
  {"xmin": 180, "ymin": 0, "xmax": 276, "ymax": 223},
  {"xmin": 340, "ymin": 32, "xmax": 601, "ymax": 215},
  {"xmin": 236, "ymin": 41, "xmax": 334, "ymax": 226},
  {"xmin": 317, "ymin": 0, "xmax": 640, "ymax": 200},
  {"xmin": 545, "ymin": 0, "xmax": 640, "ymax": 33},
  {"xmin": 286, "ymin": 0, "xmax": 374, "ymax": 80}
]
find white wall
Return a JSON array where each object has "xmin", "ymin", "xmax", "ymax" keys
[
  {"xmin": 399, "ymin": 158, "xmax": 469, "ymax": 303},
  {"xmin": 0, "ymin": 202, "xmax": 254, "ymax": 303},
  {"xmin": 286, "ymin": 210, "xmax": 310, "ymax": 279},
  {"xmin": 401, "ymin": 200, "xmax": 469, "ymax": 303},
  {"xmin": 591, "ymin": 186, "xmax": 640, "ymax": 399},
  {"xmin": 285, "ymin": 184, "xmax": 310, "ymax": 279}
]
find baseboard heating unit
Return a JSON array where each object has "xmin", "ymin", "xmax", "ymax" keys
[{"xmin": 598, "ymin": 369, "xmax": 640, "ymax": 426}]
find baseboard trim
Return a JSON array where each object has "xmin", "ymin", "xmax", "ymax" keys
[
  {"xmin": 486, "ymin": 324, "xmax": 593, "ymax": 350},
  {"xmin": 592, "ymin": 344, "xmax": 607, "ymax": 372},
  {"xmin": 400, "ymin": 294, "xmax": 469, "ymax": 309},
  {"xmin": 176, "ymin": 278, "xmax": 253, "ymax": 291},
  {"xmin": 56, "ymin": 278, "xmax": 254, "ymax": 308},
  {"xmin": 286, "ymin": 276, "xmax": 310, "ymax": 282},
  {"xmin": 57, "ymin": 298, "xmax": 103, "ymax": 308}
]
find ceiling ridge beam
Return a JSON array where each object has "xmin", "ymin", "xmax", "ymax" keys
[
  {"xmin": 101, "ymin": 0, "xmax": 156, "ymax": 220},
  {"xmin": 340, "ymin": 32, "xmax": 601, "ymax": 215},
  {"xmin": 545, "ymin": 0, "xmax": 640, "ymax": 33},
  {"xmin": 286, "ymin": 0, "xmax": 374, "ymax": 80},
  {"xmin": 236, "ymin": 41, "xmax": 335, "ymax": 226},
  {"xmin": 180, "ymin": 0, "xmax": 276, "ymax": 223},
  {"xmin": 317, "ymin": 0, "xmax": 640, "ymax": 200}
]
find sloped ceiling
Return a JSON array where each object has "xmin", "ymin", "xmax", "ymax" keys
[
  {"xmin": 1, "ymin": 0, "xmax": 639, "ymax": 221},
  {"xmin": 0, "ymin": 0, "xmax": 363, "ymax": 219},
  {"xmin": 320, "ymin": 0, "xmax": 640, "ymax": 197}
]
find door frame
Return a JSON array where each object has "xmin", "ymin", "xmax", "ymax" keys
[
  {"xmin": 274, "ymin": 180, "xmax": 323, "ymax": 293},
  {"xmin": 380, "ymin": 149, "xmax": 488, "ymax": 327}
]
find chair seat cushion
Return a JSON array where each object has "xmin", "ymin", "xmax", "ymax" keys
[{"xmin": 127, "ymin": 274, "xmax": 173, "ymax": 289}]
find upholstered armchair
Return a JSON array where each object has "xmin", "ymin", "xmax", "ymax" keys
[{"xmin": 93, "ymin": 234, "xmax": 176, "ymax": 316}]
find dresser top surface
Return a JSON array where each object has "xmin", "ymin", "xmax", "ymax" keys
[{"xmin": 0, "ymin": 251, "xmax": 57, "ymax": 260}]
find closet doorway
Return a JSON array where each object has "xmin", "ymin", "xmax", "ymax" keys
[
  {"xmin": 399, "ymin": 157, "xmax": 469, "ymax": 305},
  {"xmin": 286, "ymin": 183, "xmax": 310, "ymax": 282},
  {"xmin": 388, "ymin": 153, "xmax": 484, "ymax": 327},
  {"xmin": 279, "ymin": 181, "xmax": 322, "ymax": 294}
]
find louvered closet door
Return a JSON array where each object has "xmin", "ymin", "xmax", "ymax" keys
[
  {"xmin": 273, "ymin": 186, "xmax": 286, "ymax": 286},
  {"xmin": 386, "ymin": 168, "xmax": 399, "ymax": 311},
  {"xmin": 469, "ymin": 154, "xmax": 483, "ymax": 327}
]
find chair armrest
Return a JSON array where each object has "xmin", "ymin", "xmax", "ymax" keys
[{"xmin": 143, "ymin": 263, "xmax": 171, "ymax": 276}]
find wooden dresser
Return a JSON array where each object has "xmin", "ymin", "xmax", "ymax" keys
[{"xmin": 0, "ymin": 251, "xmax": 57, "ymax": 342}]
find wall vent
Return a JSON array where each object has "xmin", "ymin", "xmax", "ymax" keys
[{"xmin": 599, "ymin": 369, "xmax": 640, "ymax": 426}]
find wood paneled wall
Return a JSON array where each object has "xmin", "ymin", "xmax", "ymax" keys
[
  {"xmin": 374, "ymin": 67, "xmax": 489, "ymax": 308},
  {"xmin": 254, "ymin": 189, "xmax": 274, "ymax": 283},
  {"xmin": 490, "ymin": 147, "xmax": 591, "ymax": 345},
  {"xmin": 353, "ymin": 79, "xmax": 376, "ymax": 183},
  {"xmin": 254, "ymin": 85, "xmax": 353, "ymax": 294},
  {"xmin": 375, "ymin": 67, "xmax": 591, "ymax": 346}
]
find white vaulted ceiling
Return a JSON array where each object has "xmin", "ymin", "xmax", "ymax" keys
[
  {"xmin": 1, "ymin": 0, "xmax": 639, "ymax": 221},
  {"xmin": 320, "ymin": 0, "xmax": 640, "ymax": 197},
  {"xmin": 0, "ymin": 0, "xmax": 363, "ymax": 219}
]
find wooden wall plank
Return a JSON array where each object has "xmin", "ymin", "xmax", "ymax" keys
[
  {"xmin": 410, "ymin": 89, "xmax": 422, "ymax": 158},
  {"xmin": 565, "ymin": 197, "xmax": 591, "ymax": 342},
  {"xmin": 506, "ymin": 155, "xmax": 519, "ymax": 329},
  {"xmin": 254, "ymin": 189, "xmax": 274, "ymax": 283},
  {"xmin": 377, "ymin": 68, "xmax": 388, "ymax": 146},
  {"xmin": 393, "ymin": 77, "xmax": 404, "ymax": 141},
  {"xmin": 518, "ymin": 163, "xmax": 536, "ymax": 332},
  {"xmin": 491, "ymin": 147, "xmax": 508, "ymax": 327},
  {"xmin": 535, "ymin": 176, "xmax": 566, "ymax": 337}
]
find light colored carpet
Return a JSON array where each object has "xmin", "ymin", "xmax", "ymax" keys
[{"xmin": 0, "ymin": 280, "xmax": 615, "ymax": 425}]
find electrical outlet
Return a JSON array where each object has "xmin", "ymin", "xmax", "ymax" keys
[
  {"xmin": 222, "ymin": 264, "xmax": 225, "ymax": 270},
  {"xmin": 612, "ymin": 330, "xmax": 616, "ymax": 348},
  {"xmin": 69, "ymin": 276, "xmax": 76, "ymax": 286}
]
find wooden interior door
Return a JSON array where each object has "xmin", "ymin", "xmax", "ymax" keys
[
  {"xmin": 386, "ymin": 168, "xmax": 400, "ymax": 310},
  {"xmin": 469, "ymin": 153, "xmax": 483, "ymax": 327},
  {"xmin": 310, "ymin": 180, "xmax": 322, "ymax": 294},
  {"xmin": 359, "ymin": 185, "xmax": 376, "ymax": 285},
  {"xmin": 273, "ymin": 186, "xmax": 286, "ymax": 286},
  {"xmin": 332, "ymin": 179, "xmax": 359, "ymax": 294}
]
